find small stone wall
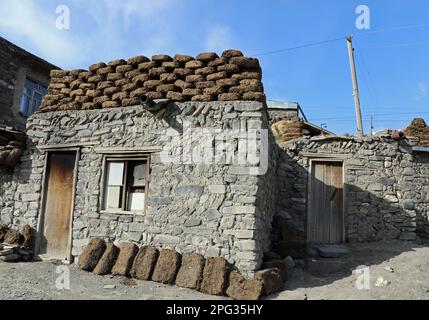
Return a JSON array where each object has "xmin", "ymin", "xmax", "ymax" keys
[
  {"xmin": 41, "ymin": 50, "xmax": 265, "ymax": 112},
  {"xmin": 0, "ymin": 101, "xmax": 276, "ymax": 277},
  {"xmin": 274, "ymin": 135, "xmax": 429, "ymax": 254}
]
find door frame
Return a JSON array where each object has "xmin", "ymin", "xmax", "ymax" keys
[
  {"xmin": 35, "ymin": 147, "xmax": 80, "ymax": 262},
  {"xmin": 306, "ymin": 156, "xmax": 348, "ymax": 244}
]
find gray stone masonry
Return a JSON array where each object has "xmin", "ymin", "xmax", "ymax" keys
[
  {"xmin": 0, "ymin": 101, "xmax": 276, "ymax": 278},
  {"xmin": 275, "ymin": 136, "xmax": 429, "ymax": 245}
]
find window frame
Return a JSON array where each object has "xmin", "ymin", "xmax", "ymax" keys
[
  {"xmin": 101, "ymin": 154, "xmax": 151, "ymax": 215},
  {"xmin": 19, "ymin": 78, "xmax": 48, "ymax": 117}
]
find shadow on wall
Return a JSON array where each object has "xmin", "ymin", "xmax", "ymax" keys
[{"xmin": 271, "ymin": 142, "xmax": 428, "ymax": 286}]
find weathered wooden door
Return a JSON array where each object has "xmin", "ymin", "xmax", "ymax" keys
[
  {"xmin": 39, "ymin": 152, "xmax": 76, "ymax": 260},
  {"xmin": 308, "ymin": 161, "xmax": 343, "ymax": 244}
]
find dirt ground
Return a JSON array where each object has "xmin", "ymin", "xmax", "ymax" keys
[{"xmin": 0, "ymin": 240, "xmax": 428, "ymax": 300}]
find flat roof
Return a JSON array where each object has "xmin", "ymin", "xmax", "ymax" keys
[{"xmin": 267, "ymin": 100, "xmax": 299, "ymax": 110}]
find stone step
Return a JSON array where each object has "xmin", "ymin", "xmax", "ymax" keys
[
  {"xmin": 0, "ymin": 254, "xmax": 20, "ymax": 262},
  {"xmin": 316, "ymin": 244, "xmax": 350, "ymax": 258},
  {"xmin": 0, "ymin": 248, "xmax": 15, "ymax": 256}
]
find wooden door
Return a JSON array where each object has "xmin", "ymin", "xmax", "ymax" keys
[
  {"xmin": 39, "ymin": 152, "xmax": 76, "ymax": 260},
  {"xmin": 308, "ymin": 161, "xmax": 343, "ymax": 244}
]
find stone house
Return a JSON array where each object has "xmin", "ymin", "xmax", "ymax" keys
[
  {"xmin": 0, "ymin": 50, "xmax": 276, "ymax": 277},
  {"xmin": 0, "ymin": 36, "xmax": 57, "ymax": 131},
  {"xmin": 0, "ymin": 48, "xmax": 428, "ymax": 278},
  {"xmin": 273, "ymin": 133, "xmax": 429, "ymax": 259}
]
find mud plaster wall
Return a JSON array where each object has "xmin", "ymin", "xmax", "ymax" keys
[
  {"xmin": 0, "ymin": 101, "xmax": 276, "ymax": 277},
  {"xmin": 274, "ymin": 136, "xmax": 429, "ymax": 254}
]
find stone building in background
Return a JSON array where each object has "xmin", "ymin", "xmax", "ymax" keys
[{"xmin": 0, "ymin": 36, "xmax": 57, "ymax": 131}]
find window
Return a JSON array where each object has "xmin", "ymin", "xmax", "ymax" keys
[
  {"xmin": 102, "ymin": 157, "xmax": 150, "ymax": 212},
  {"xmin": 20, "ymin": 79, "xmax": 48, "ymax": 117}
]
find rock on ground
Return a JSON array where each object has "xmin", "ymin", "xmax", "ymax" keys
[
  {"xmin": 111, "ymin": 242, "xmax": 139, "ymax": 276},
  {"xmin": 262, "ymin": 260, "xmax": 288, "ymax": 281},
  {"xmin": 93, "ymin": 243, "xmax": 119, "ymax": 275},
  {"xmin": 78, "ymin": 238, "xmax": 106, "ymax": 271},
  {"xmin": 130, "ymin": 245, "xmax": 159, "ymax": 280},
  {"xmin": 255, "ymin": 268, "xmax": 284, "ymax": 296},
  {"xmin": 175, "ymin": 252, "xmax": 205, "ymax": 290},
  {"xmin": 151, "ymin": 249, "xmax": 181, "ymax": 285},
  {"xmin": 200, "ymin": 257, "xmax": 230, "ymax": 296},
  {"xmin": 226, "ymin": 271, "xmax": 263, "ymax": 300}
]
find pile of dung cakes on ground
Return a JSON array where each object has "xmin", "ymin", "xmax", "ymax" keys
[
  {"xmin": 404, "ymin": 118, "xmax": 429, "ymax": 147},
  {"xmin": 0, "ymin": 224, "xmax": 33, "ymax": 262},
  {"xmin": 40, "ymin": 50, "xmax": 265, "ymax": 112},
  {"xmin": 271, "ymin": 119, "xmax": 304, "ymax": 142},
  {"xmin": 78, "ymin": 238, "xmax": 286, "ymax": 300},
  {"xmin": 0, "ymin": 127, "xmax": 25, "ymax": 167}
]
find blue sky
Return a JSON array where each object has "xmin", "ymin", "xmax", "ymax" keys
[{"xmin": 1, "ymin": 0, "xmax": 428, "ymax": 134}]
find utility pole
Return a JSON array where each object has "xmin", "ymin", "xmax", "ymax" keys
[
  {"xmin": 347, "ymin": 35, "xmax": 364, "ymax": 138},
  {"xmin": 370, "ymin": 113, "xmax": 373, "ymax": 139}
]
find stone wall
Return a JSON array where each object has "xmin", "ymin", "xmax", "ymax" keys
[
  {"xmin": 275, "ymin": 135, "xmax": 429, "ymax": 253},
  {"xmin": 41, "ymin": 50, "xmax": 265, "ymax": 112},
  {"xmin": 0, "ymin": 101, "xmax": 275, "ymax": 277},
  {"xmin": 0, "ymin": 36, "xmax": 55, "ymax": 130}
]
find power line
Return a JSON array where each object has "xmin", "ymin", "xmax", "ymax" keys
[
  {"xmin": 293, "ymin": 106, "xmax": 429, "ymax": 111},
  {"xmin": 250, "ymin": 37, "xmax": 344, "ymax": 57},
  {"xmin": 308, "ymin": 111, "xmax": 429, "ymax": 121},
  {"xmin": 359, "ymin": 41, "xmax": 429, "ymax": 50},
  {"xmin": 354, "ymin": 21, "xmax": 429, "ymax": 37},
  {"xmin": 250, "ymin": 21, "xmax": 429, "ymax": 57}
]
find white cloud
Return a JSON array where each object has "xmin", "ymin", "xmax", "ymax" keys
[
  {"xmin": 0, "ymin": 0, "xmax": 180, "ymax": 68},
  {"xmin": 204, "ymin": 25, "xmax": 234, "ymax": 52},
  {"xmin": 0, "ymin": 1, "xmax": 238, "ymax": 69},
  {"xmin": 0, "ymin": 0, "xmax": 83, "ymax": 67},
  {"xmin": 76, "ymin": 0, "xmax": 179, "ymax": 56},
  {"xmin": 414, "ymin": 82, "xmax": 429, "ymax": 101}
]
